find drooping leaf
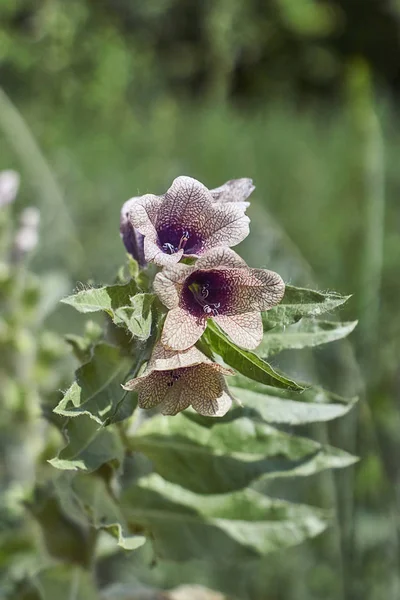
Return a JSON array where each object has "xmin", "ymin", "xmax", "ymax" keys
[
  {"xmin": 55, "ymin": 473, "xmax": 146, "ymax": 551},
  {"xmin": 54, "ymin": 343, "xmax": 134, "ymax": 425},
  {"xmin": 114, "ymin": 293, "xmax": 154, "ymax": 341},
  {"xmin": 121, "ymin": 474, "xmax": 330, "ymax": 562},
  {"xmin": 229, "ymin": 383, "xmax": 357, "ymax": 424},
  {"xmin": 203, "ymin": 321, "xmax": 303, "ymax": 391},
  {"xmin": 129, "ymin": 414, "xmax": 357, "ymax": 493},
  {"xmin": 263, "ymin": 285, "xmax": 351, "ymax": 330},
  {"xmin": 258, "ymin": 318, "xmax": 358, "ymax": 358},
  {"xmin": 49, "ymin": 414, "xmax": 124, "ymax": 472},
  {"xmin": 19, "ymin": 565, "xmax": 100, "ymax": 600}
]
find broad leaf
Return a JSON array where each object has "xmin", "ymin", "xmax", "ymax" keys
[
  {"xmin": 54, "ymin": 343, "xmax": 134, "ymax": 425},
  {"xmin": 230, "ymin": 384, "xmax": 357, "ymax": 424},
  {"xmin": 61, "ymin": 281, "xmax": 154, "ymax": 340},
  {"xmin": 203, "ymin": 321, "xmax": 303, "ymax": 391},
  {"xmin": 263, "ymin": 286, "xmax": 351, "ymax": 330},
  {"xmin": 55, "ymin": 473, "xmax": 146, "ymax": 551},
  {"xmin": 20, "ymin": 565, "xmax": 100, "ymax": 600},
  {"xmin": 114, "ymin": 293, "xmax": 154, "ymax": 340},
  {"xmin": 258, "ymin": 318, "xmax": 357, "ymax": 357},
  {"xmin": 49, "ymin": 414, "xmax": 124, "ymax": 472},
  {"xmin": 61, "ymin": 280, "xmax": 138, "ymax": 315},
  {"xmin": 121, "ymin": 474, "xmax": 330, "ymax": 561},
  {"xmin": 129, "ymin": 414, "xmax": 357, "ymax": 493}
]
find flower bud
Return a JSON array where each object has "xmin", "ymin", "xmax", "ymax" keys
[{"xmin": 120, "ymin": 198, "xmax": 146, "ymax": 267}]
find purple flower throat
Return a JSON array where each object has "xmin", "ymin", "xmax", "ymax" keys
[{"xmin": 158, "ymin": 225, "xmax": 202, "ymax": 255}]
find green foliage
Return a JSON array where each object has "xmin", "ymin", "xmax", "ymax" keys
[{"xmin": 29, "ymin": 259, "xmax": 356, "ymax": 598}]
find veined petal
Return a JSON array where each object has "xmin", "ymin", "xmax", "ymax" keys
[
  {"xmin": 214, "ymin": 312, "xmax": 263, "ymax": 349},
  {"xmin": 129, "ymin": 194, "xmax": 163, "ymax": 236},
  {"xmin": 191, "ymin": 388, "xmax": 233, "ymax": 417},
  {"xmin": 161, "ymin": 307, "xmax": 207, "ymax": 351},
  {"xmin": 159, "ymin": 390, "xmax": 191, "ymax": 415},
  {"xmin": 195, "ymin": 247, "xmax": 247, "ymax": 270},
  {"xmin": 210, "ymin": 178, "xmax": 255, "ymax": 205},
  {"xmin": 154, "ymin": 263, "xmax": 195, "ymax": 309},
  {"xmin": 156, "ymin": 176, "xmax": 213, "ymax": 235},
  {"xmin": 148, "ymin": 343, "xmax": 211, "ymax": 371},
  {"xmin": 182, "ymin": 364, "xmax": 232, "ymax": 416},
  {"xmin": 200, "ymin": 203, "xmax": 250, "ymax": 252}
]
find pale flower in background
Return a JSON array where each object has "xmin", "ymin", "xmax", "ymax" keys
[
  {"xmin": 127, "ymin": 176, "xmax": 252, "ymax": 266},
  {"xmin": 0, "ymin": 170, "xmax": 20, "ymax": 208},
  {"xmin": 154, "ymin": 247, "xmax": 285, "ymax": 351},
  {"xmin": 123, "ymin": 342, "xmax": 234, "ymax": 417}
]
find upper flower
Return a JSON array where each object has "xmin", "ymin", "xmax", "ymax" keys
[
  {"xmin": 128, "ymin": 176, "xmax": 252, "ymax": 266},
  {"xmin": 123, "ymin": 343, "xmax": 234, "ymax": 417},
  {"xmin": 153, "ymin": 247, "xmax": 285, "ymax": 351}
]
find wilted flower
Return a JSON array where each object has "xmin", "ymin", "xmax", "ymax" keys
[
  {"xmin": 0, "ymin": 170, "xmax": 20, "ymax": 208},
  {"xmin": 128, "ymin": 176, "xmax": 252, "ymax": 266},
  {"xmin": 154, "ymin": 247, "xmax": 285, "ymax": 351},
  {"xmin": 123, "ymin": 343, "xmax": 234, "ymax": 416},
  {"xmin": 120, "ymin": 198, "xmax": 146, "ymax": 267}
]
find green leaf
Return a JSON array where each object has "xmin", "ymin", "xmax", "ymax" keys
[
  {"xmin": 21, "ymin": 565, "xmax": 100, "ymax": 600},
  {"xmin": 54, "ymin": 343, "xmax": 133, "ymax": 425},
  {"xmin": 49, "ymin": 414, "xmax": 124, "ymax": 472},
  {"xmin": 129, "ymin": 414, "xmax": 357, "ymax": 493},
  {"xmin": 61, "ymin": 280, "xmax": 138, "ymax": 315},
  {"xmin": 230, "ymin": 382, "xmax": 357, "ymax": 424},
  {"xmin": 114, "ymin": 293, "xmax": 154, "ymax": 340},
  {"xmin": 203, "ymin": 321, "xmax": 303, "ymax": 391},
  {"xmin": 55, "ymin": 473, "xmax": 146, "ymax": 551},
  {"xmin": 121, "ymin": 473, "xmax": 330, "ymax": 561},
  {"xmin": 258, "ymin": 318, "xmax": 358, "ymax": 357},
  {"xmin": 263, "ymin": 285, "xmax": 351, "ymax": 330}
]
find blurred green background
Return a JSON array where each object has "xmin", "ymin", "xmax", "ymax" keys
[{"xmin": 1, "ymin": 0, "xmax": 400, "ymax": 599}]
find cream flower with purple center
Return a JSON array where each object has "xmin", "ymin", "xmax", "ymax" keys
[
  {"xmin": 153, "ymin": 247, "xmax": 285, "ymax": 351},
  {"xmin": 123, "ymin": 343, "xmax": 234, "ymax": 417},
  {"xmin": 128, "ymin": 176, "xmax": 252, "ymax": 266}
]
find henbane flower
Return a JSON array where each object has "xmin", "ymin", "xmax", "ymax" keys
[
  {"xmin": 127, "ymin": 176, "xmax": 252, "ymax": 266},
  {"xmin": 153, "ymin": 247, "xmax": 285, "ymax": 351},
  {"xmin": 123, "ymin": 343, "xmax": 234, "ymax": 417}
]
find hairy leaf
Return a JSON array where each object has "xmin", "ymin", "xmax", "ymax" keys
[
  {"xmin": 258, "ymin": 318, "xmax": 357, "ymax": 357},
  {"xmin": 54, "ymin": 343, "xmax": 134, "ymax": 425},
  {"xmin": 129, "ymin": 414, "xmax": 357, "ymax": 493},
  {"xmin": 121, "ymin": 474, "xmax": 330, "ymax": 562},
  {"xmin": 61, "ymin": 280, "xmax": 138, "ymax": 315},
  {"xmin": 114, "ymin": 293, "xmax": 154, "ymax": 340},
  {"xmin": 263, "ymin": 286, "xmax": 351, "ymax": 330},
  {"xmin": 203, "ymin": 321, "xmax": 303, "ymax": 391}
]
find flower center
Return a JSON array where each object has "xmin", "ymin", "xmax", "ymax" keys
[
  {"xmin": 157, "ymin": 226, "xmax": 202, "ymax": 255},
  {"xmin": 182, "ymin": 270, "xmax": 231, "ymax": 318},
  {"xmin": 165, "ymin": 368, "xmax": 186, "ymax": 387}
]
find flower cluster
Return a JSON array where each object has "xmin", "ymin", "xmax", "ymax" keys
[{"xmin": 122, "ymin": 176, "xmax": 285, "ymax": 416}]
